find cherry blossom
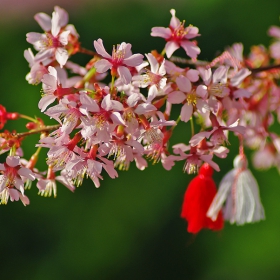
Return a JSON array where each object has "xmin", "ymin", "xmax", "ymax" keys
[
  {"xmin": 0, "ymin": 156, "xmax": 35, "ymax": 205},
  {"xmin": 26, "ymin": 6, "xmax": 71, "ymax": 67},
  {"xmin": 93, "ymin": 39, "xmax": 144, "ymax": 84},
  {"xmin": 151, "ymin": 9, "xmax": 200, "ymax": 59}
]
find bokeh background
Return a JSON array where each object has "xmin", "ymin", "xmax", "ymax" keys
[{"xmin": 1, "ymin": 0, "xmax": 280, "ymax": 279}]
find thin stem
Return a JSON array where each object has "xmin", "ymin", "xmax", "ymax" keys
[
  {"xmin": 34, "ymin": 146, "xmax": 42, "ymax": 157},
  {"xmin": 190, "ymin": 117, "xmax": 195, "ymax": 137},
  {"xmin": 249, "ymin": 63, "xmax": 280, "ymax": 74},
  {"xmin": 170, "ymin": 55, "xmax": 280, "ymax": 73},
  {"xmin": 78, "ymin": 47, "xmax": 97, "ymax": 57},
  {"xmin": 18, "ymin": 114, "xmax": 38, "ymax": 123},
  {"xmin": 82, "ymin": 67, "xmax": 96, "ymax": 84},
  {"xmin": 15, "ymin": 124, "xmax": 60, "ymax": 138},
  {"xmin": 110, "ymin": 75, "xmax": 115, "ymax": 93},
  {"xmin": 170, "ymin": 56, "xmax": 209, "ymax": 66},
  {"xmin": 170, "ymin": 115, "xmax": 181, "ymax": 132}
]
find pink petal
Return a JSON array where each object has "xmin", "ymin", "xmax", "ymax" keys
[
  {"xmin": 186, "ymin": 69, "xmax": 199, "ymax": 82},
  {"xmin": 146, "ymin": 53, "xmax": 159, "ymax": 74},
  {"xmin": 147, "ymin": 84, "xmax": 158, "ymax": 103},
  {"xmin": 34, "ymin": 12, "xmax": 51, "ymax": 31},
  {"xmin": 18, "ymin": 167, "xmax": 36, "ymax": 180},
  {"xmin": 51, "ymin": 11, "xmax": 60, "ymax": 37},
  {"xmin": 117, "ymin": 66, "xmax": 132, "ymax": 84},
  {"xmin": 185, "ymin": 26, "xmax": 200, "ymax": 39},
  {"xmin": 110, "ymin": 99, "xmax": 124, "ymax": 111},
  {"xmin": 165, "ymin": 41, "xmax": 180, "ymax": 58},
  {"xmin": 134, "ymin": 103, "xmax": 157, "ymax": 115},
  {"xmin": 56, "ymin": 176, "xmax": 75, "ymax": 192},
  {"xmin": 189, "ymin": 131, "xmax": 212, "ymax": 146},
  {"xmin": 93, "ymin": 39, "xmax": 111, "ymax": 59},
  {"xmin": 102, "ymin": 163, "xmax": 118, "ymax": 179},
  {"xmin": 180, "ymin": 103, "xmax": 193, "ymax": 122},
  {"xmin": 35, "ymin": 48, "xmax": 54, "ymax": 62},
  {"xmin": 6, "ymin": 156, "xmax": 20, "ymax": 167},
  {"xmin": 168, "ymin": 91, "xmax": 186, "ymax": 104},
  {"xmin": 80, "ymin": 93, "xmax": 100, "ymax": 113},
  {"xmin": 180, "ymin": 41, "xmax": 201, "ymax": 58},
  {"xmin": 95, "ymin": 59, "xmax": 112, "ymax": 73},
  {"xmin": 20, "ymin": 194, "xmax": 30, "ymax": 206},
  {"xmin": 158, "ymin": 59, "xmax": 166, "ymax": 76},
  {"xmin": 26, "ymin": 32, "xmax": 43, "ymax": 44},
  {"xmin": 123, "ymin": 54, "xmax": 144, "ymax": 67},
  {"xmin": 110, "ymin": 112, "xmax": 126, "ymax": 125},
  {"xmin": 227, "ymin": 124, "xmax": 246, "ymax": 135},
  {"xmin": 213, "ymin": 66, "xmax": 228, "ymax": 84},
  {"xmin": 127, "ymin": 93, "xmax": 140, "ymax": 107},
  {"xmin": 59, "ymin": 30, "xmax": 70, "ymax": 46},
  {"xmin": 200, "ymin": 154, "xmax": 220, "ymax": 172},
  {"xmin": 268, "ymin": 25, "xmax": 280, "ymax": 38},
  {"xmin": 101, "ymin": 94, "xmax": 112, "ymax": 111},
  {"xmin": 199, "ymin": 68, "xmax": 212, "ymax": 85},
  {"xmin": 38, "ymin": 95, "xmax": 57, "ymax": 112},
  {"xmin": 55, "ymin": 48, "xmax": 69, "ymax": 67},
  {"xmin": 9, "ymin": 189, "xmax": 20, "ymax": 202},
  {"xmin": 208, "ymin": 96, "xmax": 219, "ymax": 114},
  {"xmin": 24, "ymin": 48, "xmax": 35, "ymax": 66},
  {"xmin": 196, "ymin": 85, "xmax": 208, "ymax": 98},
  {"xmin": 176, "ymin": 76, "xmax": 191, "ymax": 93},
  {"xmin": 54, "ymin": 6, "xmax": 69, "ymax": 27},
  {"xmin": 196, "ymin": 99, "xmax": 209, "ymax": 114},
  {"xmin": 151, "ymin": 27, "xmax": 171, "ymax": 39},
  {"xmin": 231, "ymin": 68, "xmax": 251, "ymax": 87}
]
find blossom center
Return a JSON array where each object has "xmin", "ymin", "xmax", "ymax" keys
[
  {"xmin": 1, "ymin": 165, "xmax": 18, "ymax": 188},
  {"xmin": 172, "ymin": 21, "xmax": 188, "ymax": 41},
  {"xmin": 186, "ymin": 92, "xmax": 197, "ymax": 105},
  {"xmin": 112, "ymin": 45, "xmax": 125, "ymax": 65},
  {"xmin": 209, "ymin": 82, "xmax": 226, "ymax": 96},
  {"xmin": 42, "ymin": 33, "xmax": 61, "ymax": 49}
]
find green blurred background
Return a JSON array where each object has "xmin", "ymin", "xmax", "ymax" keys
[{"xmin": 1, "ymin": 0, "xmax": 280, "ymax": 279}]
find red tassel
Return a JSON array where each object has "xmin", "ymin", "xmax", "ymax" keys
[{"xmin": 181, "ymin": 163, "xmax": 224, "ymax": 234}]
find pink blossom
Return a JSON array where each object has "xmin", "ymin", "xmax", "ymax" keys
[
  {"xmin": 0, "ymin": 156, "xmax": 35, "ymax": 205},
  {"xmin": 151, "ymin": 9, "xmax": 200, "ymax": 59},
  {"xmin": 168, "ymin": 76, "xmax": 209, "ymax": 122},
  {"xmin": 190, "ymin": 117, "xmax": 246, "ymax": 147},
  {"xmin": 164, "ymin": 60, "xmax": 199, "ymax": 82},
  {"xmin": 94, "ymin": 39, "xmax": 144, "ymax": 84},
  {"xmin": 199, "ymin": 66, "xmax": 230, "ymax": 99},
  {"xmin": 65, "ymin": 154, "xmax": 104, "ymax": 188},
  {"xmin": 24, "ymin": 48, "xmax": 49, "ymax": 85},
  {"xmin": 132, "ymin": 53, "xmax": 166, "ymax": 102},
  {"xmin": 170, "ymin": 145, "xmax": 220, "ymax": 174},
  {"xmin": 80, "ymin": 93, "xmax": 125, "ymax": 142},
  {"xmin": 44, "ymin": 96, "xmax": 82, "ymax": 134},
  {"xmin": 40, "ymin": 66, "xmax": 77, "ymax": 112},
  {"xmin": 26, "ymin": 6, "xmax": 71, "ymax": 67}
]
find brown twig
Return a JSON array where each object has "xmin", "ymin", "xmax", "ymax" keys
[{"xmin": 14, "ymin": 124, "xmax": 60, "ymax": 138}]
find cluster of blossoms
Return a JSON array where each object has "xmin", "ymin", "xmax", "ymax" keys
[{"xmin": 1, "ymin": 7, "xmax": 280, "ymax": 234}]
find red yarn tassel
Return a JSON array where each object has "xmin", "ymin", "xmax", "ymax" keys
[{"xmin": 181, "ymin": 163, "xmax": 224, "ymax": 234}]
